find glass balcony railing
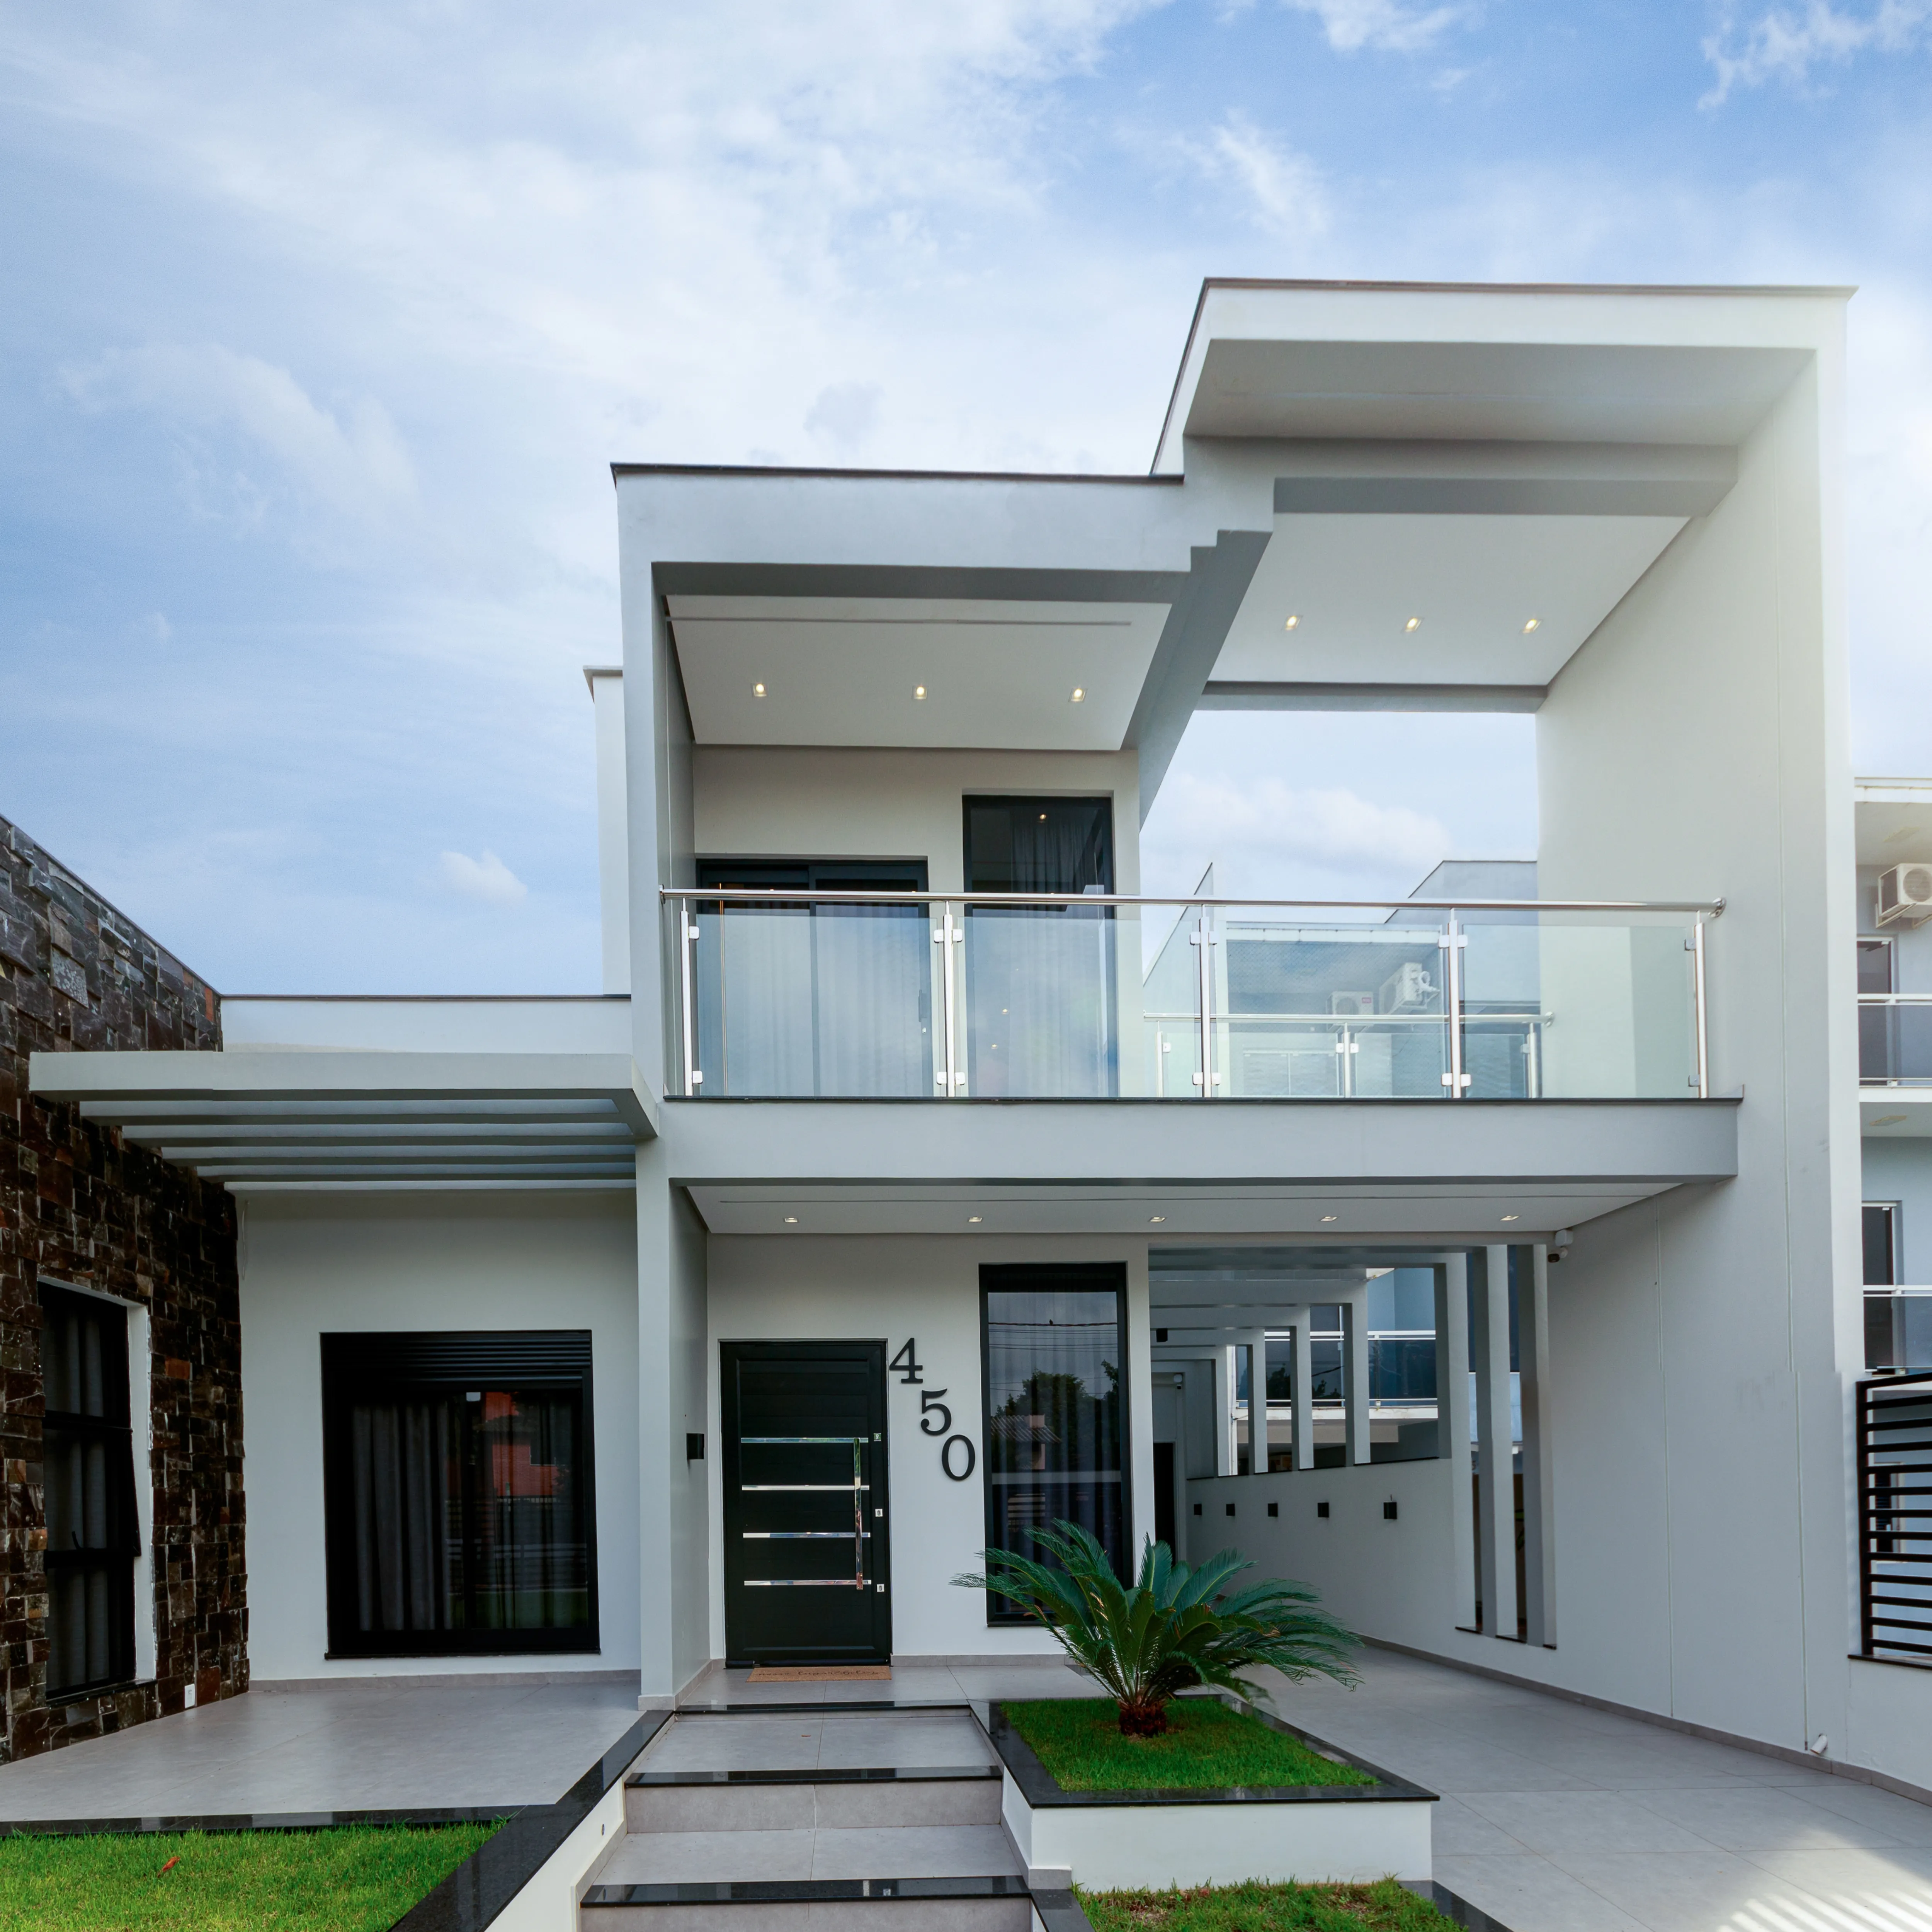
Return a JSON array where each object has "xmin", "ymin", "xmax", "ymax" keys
[
  {"xmin": 664, "ymin": 889, "xmax": 1719, "ymax": 1102},
  {"xmin": 1859, "ymin": 997, "xmax": 1932, "ymax": 1083}
]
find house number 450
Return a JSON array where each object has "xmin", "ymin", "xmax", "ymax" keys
[{"xmin": 889, "ymin": 1339, "xmax": 976, "ymax": 1481}]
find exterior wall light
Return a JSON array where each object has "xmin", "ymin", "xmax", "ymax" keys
[
  {"xmin": 782, "ymin": 1214, "xmax": 799, "ymax": 1225},
  {"xmin": 1149, "ymin": 1214, "xmax": 1166, "ymax": 1223},
  {"xmin": 1500, "ymin": 1213, "xmax": 1520, "ymax": 1223},
  {"xmin": 967, "ymin": 1215, "xmax": 983, "ymax": 1224},
  {"xmin": 1320, "ymin": 1214, "xmax": 1338, "ymax": 1223}
]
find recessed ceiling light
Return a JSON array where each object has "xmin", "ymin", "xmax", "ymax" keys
[
  {"xmin": 968, "ymin": 1214, "xmax": 983, "ymax": 1224},
  {"xmin": 1404, "ymin": 617, "xmax": 1422, "ymax": 633},
  {"xmin": 913, "ymin": 684, "xmax": 927, "ymax": 700},
  {"xmin": 1874, "ymin": 1113, "xmax": 1908, "ymax": 1126},
  {"xmin": 1039, "ymin": 813, "xmax": 1048, "ymax": 821},
  {"xmin": 1522, "ymin": 618, "xmax": 1541, "ymax": 633},
  {"xmin": 1500, "ymin": 1213, "xmax": 1520, "ymax": 1223},
  {"xmin": 1284, "ymin": 615, "xmax": 1300, "ymax": 631},
  {"xmin": 1070, "ymin": 687, "xmax": 1085, "ymax": 702},
  {"xmin": 1149, "ymin": 1215, "xmax": 1167, "ymax": 1224},
  {"xmin": 1319, "ymin": 1214, "xmax": 1338, "ymax": 1223},
  {"xmin": 782, "ymin": 1215, "xmax": 798, "ymax": 1225},
  {"xmin": 752, "ymin": 681, "xmax": 767, "ymax": 696}
]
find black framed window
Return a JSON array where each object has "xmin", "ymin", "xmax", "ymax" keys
[
  {"xmin": 980, "ymin": 1264, "xmax": 1128, "ymax": 1622},
  {"xmin": 321, "ymin": 1332, "xmax": 598, "ymax": 1657},
  {"xmin": 40, "ymin": 1284, "xmax": 140, "ymax": 1698}
]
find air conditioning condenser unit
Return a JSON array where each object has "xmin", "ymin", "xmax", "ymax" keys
[{"xmin": 1877, "ymin": 863, "xmax": 1932, "ymax": 929}]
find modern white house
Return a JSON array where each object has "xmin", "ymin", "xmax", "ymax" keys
[{"xmin": 38, "ymin": 276, "xmax": 1932, "ymax": 1803}]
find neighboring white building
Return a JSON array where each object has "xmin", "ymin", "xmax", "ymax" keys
[{"xmin": 43, "ymin": 277, "xmax": 1929, "ymax": 1793}]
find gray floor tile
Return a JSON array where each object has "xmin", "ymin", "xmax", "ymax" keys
[
  {"xmin": 605, "ymin": 1828, "xmax": 818, "ymax": 1883},
  {"xmin": 1747, "ymin": 1845, "xmax": 1932, "ymax": 1895},
  {"xmin": 1433, "ymin": 1794, "xmax": 1535, "ymax": 1855},
  {"xmin": 1784, "ymin": 1781, "xmax": 1932, "ymax": 1845},
  {"xmin": 810, "ymin": 1825, "xmax": 1020, "ymax": 1879},
  {"xmin": 1547, "ymin": 1849, "xmax": 1841, "ymax": 1932},
  {"xmin": 643, "ymin": 1717, "xmax": 825, "ymax": 1772},
  {"xmin": 1458, "ymin": 1791, "xmax": 1719, "ymax": 1855},
  {"xmin": 1623, "ymin": 1784, "xmax": 1909, "ymax": 1850},
  {"xmin": 1432, "ymin": 1854, "xmax": 1655, "ymax": 1932}
]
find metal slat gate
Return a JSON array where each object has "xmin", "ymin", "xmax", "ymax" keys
[{"xmin": 1857, "ymin": 1367, "xmax": 1932, "ymax": 1661}]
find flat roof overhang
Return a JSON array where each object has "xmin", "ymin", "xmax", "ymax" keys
[
  {"xmin": 667, "ymin": 1096, "xmax": 1737, "ymax": 1237},
  {"xmin": 29, "ymin": 1051, "xmax": 657, "ymax": 1191}
]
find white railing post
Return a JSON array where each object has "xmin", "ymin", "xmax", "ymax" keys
[
  {"xmin": 680, "ymin": 910, "xmax": 701, "ymax": 1095},
  {"xmin": 1190, "ymin": 906, "xmax": 1218, "ymax": 1097},
  {"xmin": 933, "ymin": 904, "xmax": 964, "ymax": 1096},
  {"xmin": 1692, "ymin": 917, "xmax": 1709, "ymax": 1099},
  {"xmin": 1443, "ymin": 913, "xmax": 1468, "ymax": 1097}
]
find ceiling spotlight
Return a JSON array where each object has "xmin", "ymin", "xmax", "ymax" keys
[
  {"xmin": 968, "ymin": 1214, "xmax": 983, "ymax": 1224},
  {"xmin": 1403, "ymin": 617, "xmax": 1421, "ymax": 633},
  {"xmin": 1522, "ymin": 617, "xmax": 1541, "ymax": 633},
  {"xmin": 1149, "ymin": 1215, "xmax": 1167, "ymax": 1224},
  {"xmin": 1070, "ymin": 687, "xmax": 1085, "ymax": 703},
  {"xmin": 782, "ymin": 1215, "xmax": 798, "ymax": 1225},
  {"xmin": 1500, "ymin": 1213, "xmax": 1520, "ymax": 1223},
  {"xmin": 752, "ymin": 681, "xmax": 767, "ymax": 696},
  {"xmin": 1284, "ymin": 615, "xmax": 1300, "ymax": 631},
  {"xmin": 1319, "ymin": 1214, "xmax": 1338, "ymax": 1224},
  {"xmin": 913, "ymin": 684, "xmax": 927, "ymax": 700}
]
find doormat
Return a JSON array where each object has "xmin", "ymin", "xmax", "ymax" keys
[{"xmin": 746, "ymin": 1665, "xmax": 893, "ymax": 1682}]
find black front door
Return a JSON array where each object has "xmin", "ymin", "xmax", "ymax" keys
[{"xmin": 720, "ymin": 1341, "xmax": 891, "ymax": 1665}]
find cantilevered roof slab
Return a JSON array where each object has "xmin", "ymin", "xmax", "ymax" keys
[{"xmin": 29, "ymin": 1051, "xmax": 655, "ymax": 1191}]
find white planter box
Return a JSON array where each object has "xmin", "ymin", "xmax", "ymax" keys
[{"xmin": 983, "ymin": 1698, "xmax": 1435, "ymax": 1889}]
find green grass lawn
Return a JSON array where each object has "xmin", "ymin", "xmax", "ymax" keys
[
  {"xmin": 0, "ymin": 1820, "xmax": 499, "ymax": 1931},
  {"xmin": 1000, "ymin": 1698, "xmax": 1376, "ymax": 1792},
  {"xmin": 1080, "ymin": 1878, "xmax": 1450, "ymax": 1932}
]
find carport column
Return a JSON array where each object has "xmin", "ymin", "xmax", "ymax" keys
[
  {"xmin": 1341, "ymin": 1289, "xmax": 1371, "ymax": 1466},
  {"xmin": 1436, "ymin": 1257, "xmax": 1476, "ymax": 1630},
  {"xmin": 1520, "ymin": 1245, "xmax": 1558, "ymax": 1648},
  {"xmin": 1241, "ymin": 1329, "xmax": 1268, "ymax": 1476},
  {"xmin": 1472, "ymin": 1245, "xmax": 1518, "ymax": 1640},
  {"xmin": 1215, "ymin": 1345, "xmax": 1236, "ymax": 1477},
  {"xmin": 1286, "ymin": 1311, "xmax": 1314, "ymax": 1473}
]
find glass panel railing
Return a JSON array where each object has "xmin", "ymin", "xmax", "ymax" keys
[
  {"xmin": 1860, "ymin": 1000, "xmax": 1932, "ymax": 1083},
  {"xmin": 1208, "ymin": 912, "xmax": 1452, "ymax": 1099},
  {"xmin": 963, "ymin": 901, "xmax": 1134, "ymax": 1098},
  {"xmin": 690, "ymin": 900, "xmax": 936, "ymax": 1097},
  {"xmin": 1463, "ymin": 912, "xmax": 1698, "ymax": 1100},
  {"xmin": 1867, "ymin": 1289, "xmax": 1932, "ymax": 1372}
]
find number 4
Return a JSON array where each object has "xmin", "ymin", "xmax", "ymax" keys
[{"xmin": 889, "ymin": 1339, "xmax": 924, "ymax": 1385}]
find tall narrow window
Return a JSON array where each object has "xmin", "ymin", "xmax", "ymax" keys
[
  {"xmin": 963, "ymin": 797, "xmax": 1116, "ymax": 1097},
  {"xmin": 40, "ymin": 1285, "xmax": 139, "ymax": 1697},
  {"xmin": 980, "ymin": 1264, "xmax": 1127, "ymax": 1621},
  {"xmin": 321, "ymin": 1332, "xmax": 598, "ymax": 1657}
]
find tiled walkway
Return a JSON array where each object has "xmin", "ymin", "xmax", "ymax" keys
[
  {"xmin": 0, "ymin": 1676, "xmax": 643, "ymax": 1818},
  {"xmin": 1259, "ymin": 1647, "xmax": 1932, "ymax": 1932}
]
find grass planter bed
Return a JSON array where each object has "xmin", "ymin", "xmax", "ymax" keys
[
  {"xmin": 1078, "ymin": 1878, "xmax": 1458, "ymax": 1932},
  {"xmin": 982, "ymin": 1697, "xmax": 1435, "ymax": 1891},
  {"xmin": 0, "ymin": 1821, "xmax": 495, "ymax": 1932}
]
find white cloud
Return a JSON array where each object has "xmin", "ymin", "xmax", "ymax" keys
[
  {"xmin": 1150, "ymin": 774, "xmax": 1454, "ymax": 881},
  {"xmin": 439, "ymin": 849, "xmax": 528, "ymax": 906},
  {"xmin": 1702, "ymin": 1, "xmax": 1932, "ymax": 104},
  {"xmin": 805, "ymin": 381, "xmax": 883, "ymax": 451},
  {"xmin": 61, "ymin": 344, "xmax": 415, "ymax": 527},
  {"xmin": 1283, "ymin": 0, "xmax": 1472, "ymax": 53},
  {"xmin": 1184, "ymin": 114, "xmax": 1329, "ymax": 243}
]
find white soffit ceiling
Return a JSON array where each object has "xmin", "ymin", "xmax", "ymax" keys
[
  {"xmin": 1212, "ymin": 513, "xmax": 1684, "ymax": 688},
  {"xmin": 1855, "ymin": 786, "xmax": 1932, "ymax": 866},
  {"xmin": 669, "ymin": 595, "xmax": 1171, "ymax": 749},
  {"xmin": 1182, "ymin": 340, "xmax": 1810, "ymax": 444}
]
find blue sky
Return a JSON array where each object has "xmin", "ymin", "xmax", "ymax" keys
[{"xmin": 2, "ymin": 2, "xmax": 1928, "ymax": 992}]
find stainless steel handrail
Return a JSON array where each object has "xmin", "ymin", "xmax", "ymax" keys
[
  {"xmin": 1859, "ymin": 994, "xmax": 1932, "ymax": 1003},
  {"xmin": 663, "ymin": 888, "xmax": 1724, "ymax": 913}
]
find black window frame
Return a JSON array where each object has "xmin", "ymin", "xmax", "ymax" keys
[
  {"xmin": 320, "ymin": 1330, "xmax": 600, "ymax": 1660},
  {"xmin": 39, "ymin": 1282, "xmax": 141, "ymax": 1701},
  {"xmin": 961, "ymin": 797, "xmax": 1114, "ymax": 897},
  {"xmin": 978, "ymin": 1262, "xmax": 1131, "ymax": 1626}
]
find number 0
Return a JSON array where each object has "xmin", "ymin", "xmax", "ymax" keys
[{"xmin": 940, "ymin": 1434, "xmax": 976, "ymax": 1481}]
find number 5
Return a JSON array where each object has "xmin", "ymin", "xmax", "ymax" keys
[{"xmin": 919, "ymin": 1389, "xmax": 951, "ymax": 1436}]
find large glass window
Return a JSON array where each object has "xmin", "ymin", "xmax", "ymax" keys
[
  {"xmin": 40, "ymin": 1285, "xmax": 139, "ymax": 1698},
  {"xmin": 980, "ymin": 1265, "xmax": 1127, "ymax": 1620},
  {"xmin": 321, "ymin": 1332, "xmax": 598, "ymax": 1656}
]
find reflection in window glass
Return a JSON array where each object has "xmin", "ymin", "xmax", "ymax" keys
[{"xmin": 980, "ymin": 1268, "xmax": 1125, "ymax": 1620}]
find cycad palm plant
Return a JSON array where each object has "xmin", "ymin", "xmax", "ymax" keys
[{"xmin": 955, "ymin": 1521, "xmax": 1357, "ymax": 1736}]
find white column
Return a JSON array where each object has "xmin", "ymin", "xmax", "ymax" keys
[
  {"xmin": 1287, "ymin": 1312, "xmax": 1314, "ymax": 1474},
  {"xmin": 1342, "ymin": 1290, "xmax": 1372, "ymax": 1466},
  {"xmin": 1436, "ymin": 1257, "xmax": 1476, "ymax": 1630},
  {"xmin": 1520, "ymin": 1244, "xmax": 1558, "ymax": 1647},
  {"xmin": 1216, "ymin": 1345, "xmax": 1236, "ymax": 1477},
  {"xmin": 1473, "ymin": 1245, "xmax": 1519, "ymax": 1641},
  {"xmin": 1240, "ymin": 1329, "xmax": 1268, "ymax": 1475}
]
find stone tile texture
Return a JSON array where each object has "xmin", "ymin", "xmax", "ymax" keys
[{"xmin": 0, "ymin": 813, "xmax": 243, "ymax": 1763}]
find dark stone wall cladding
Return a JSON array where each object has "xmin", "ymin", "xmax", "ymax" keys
[{"xmin": 0, "ymin": 814, "xmax": 244, "ymax": 1762}]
